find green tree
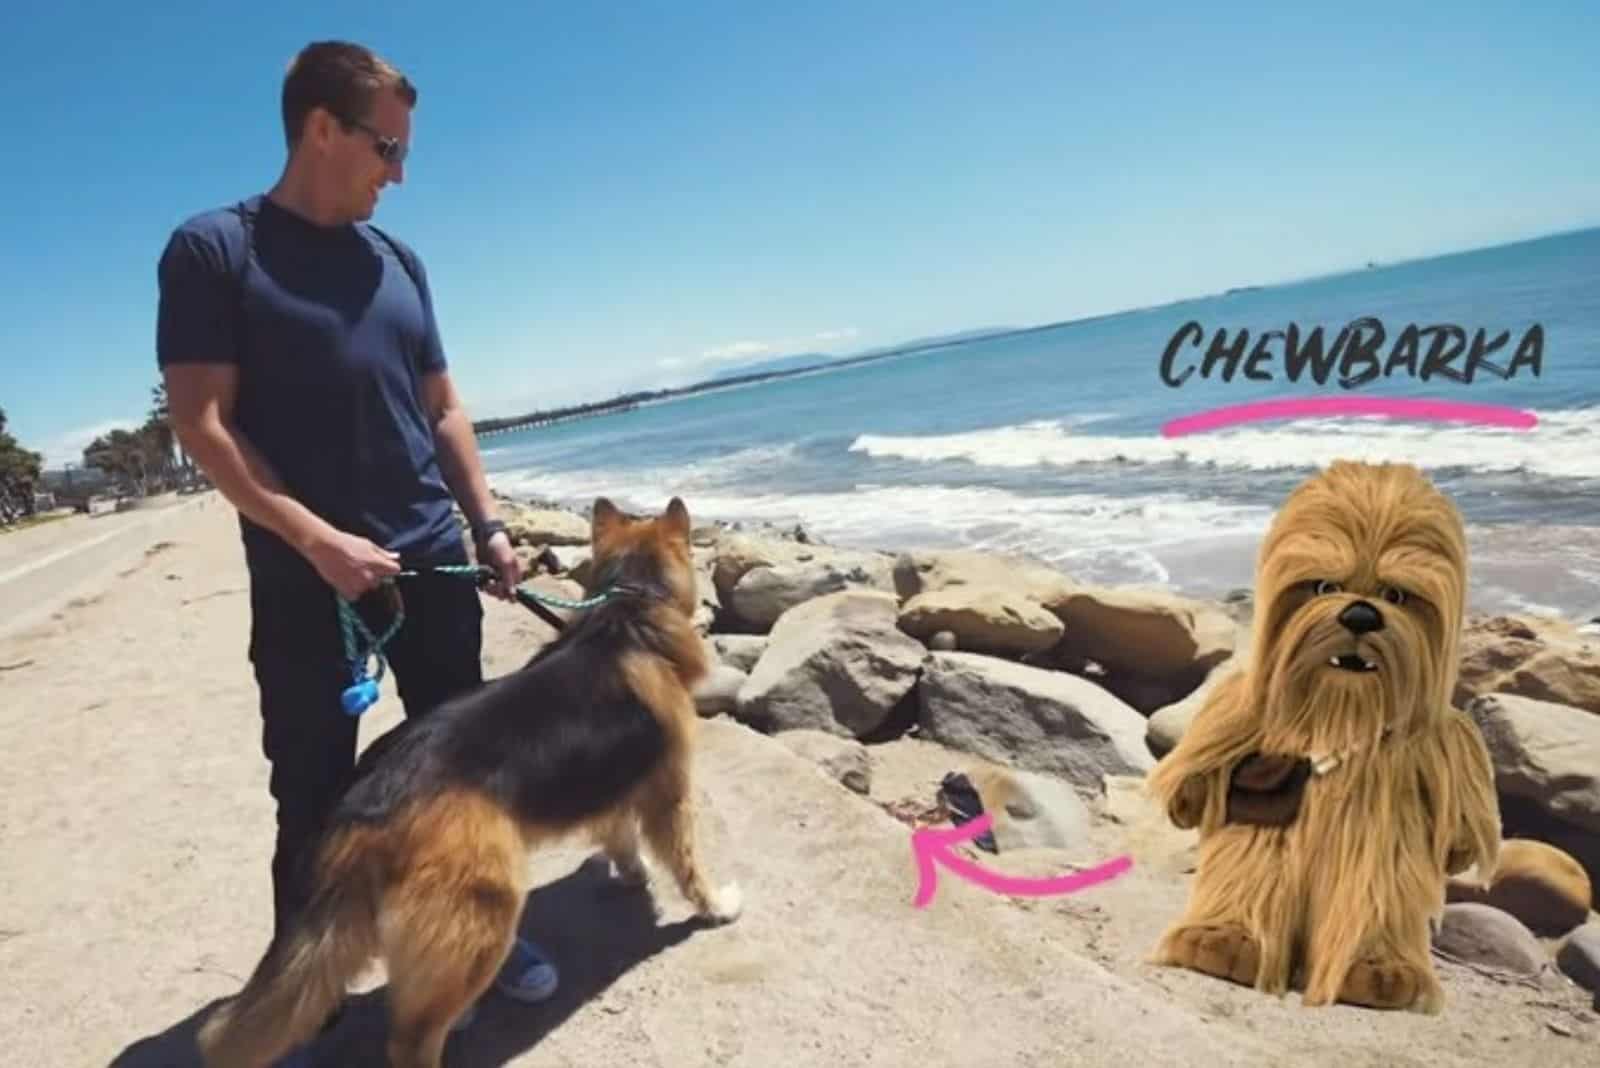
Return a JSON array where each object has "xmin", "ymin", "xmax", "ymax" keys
[
  {"xmin": 0, "ymin": 406, "xmax": 45, "ymax": 518},
  {"xmin": 83, "ymin": 426, "xmax": 164, "ymax": 496},
  {"xmin": 141, "ymin": 381, "xmax": 178, "ymax": 483}
]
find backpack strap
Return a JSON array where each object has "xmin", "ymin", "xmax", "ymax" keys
[
  {"xmin": 230, "ymin": 197, "xmax": 256, "ymax": 287},
  {"xmin": 227, "ymin": 198, "xmax": 257, "ymax": 350},
  {"xmin": 364, "ymin": 222, "xmax": 424, "ymax": 297},
  {"xmin": 226, "ymin": 197, "xmax": 422, "ymax": 294},
  {"xmin": 224, "ymin": 200, "xmax": 425, "ymax": 328}
]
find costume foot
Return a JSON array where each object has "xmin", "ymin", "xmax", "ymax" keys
[
  {"xmin": 1336, "ymin": 958, "xmax": 1434, "ymax": 1012},
  {"xmin": 1164, "ymin": 924, "xmax": 1260, "ymax": 986}
]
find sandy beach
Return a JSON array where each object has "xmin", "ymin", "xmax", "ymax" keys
[{"xmin": 2, "ymin": 491, "xmax": 1596, "ymax": 1068}]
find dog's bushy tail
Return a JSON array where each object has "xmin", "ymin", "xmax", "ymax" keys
[{"xmin": 196, "ymin": 826, "xmax": 383, "ymax": 1068}]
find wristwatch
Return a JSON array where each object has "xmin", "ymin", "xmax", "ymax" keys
[{"xmin": 471, "ymin": 517, "xmax": 508, "ymax": 554}]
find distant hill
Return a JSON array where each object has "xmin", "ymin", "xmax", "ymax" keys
[
  {"xmin": 708, "ymin": 351, "xmax": 834, "ymax": 381},
  {"xmin": 850, "ymin": 326, "xmax": 1019, "ymax": 358},
  {"xmin": 474, "ymin": 323, "xmax": 1028, "ymax": 435},
  {"xmin": 702, "ymin": 326, "xmax": 1020, "ymax": 383}
]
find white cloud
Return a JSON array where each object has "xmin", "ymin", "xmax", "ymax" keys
[
  {"xmin": 699, "ymin": 340, "xmax": 776, "ymax": 364},
  {"xmin": 38, "ymin": 418, "xmax": 140, "ymax": 469},
  {"xmin": 658, "ymin": 327, "xmax": 860, "ymax": 370}
]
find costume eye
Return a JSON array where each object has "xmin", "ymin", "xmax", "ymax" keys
[
  {"xmin": 1379, "ymin": 585, "xmax": 1407, "ymax": 606},
  {"xmin": 1313, "ymin": 579, "xmax": 1342, "ymax": 595}
]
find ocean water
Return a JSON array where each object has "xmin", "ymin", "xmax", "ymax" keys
[{"xmin": 481, "ymin": 227, "xmax": 1600, "ymax": 620}]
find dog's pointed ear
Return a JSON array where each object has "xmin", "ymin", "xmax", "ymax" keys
[
  {"xmin": 663, "ymin": 496, "xmax": 691, "ymax": 541},
  {"xmin": 591, "ymin": 497, "xmax": 624, "ymax": 542}
]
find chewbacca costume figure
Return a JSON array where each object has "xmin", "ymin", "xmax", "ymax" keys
[{"xmin": 1146, "ymin": 460, "xmax": 1501, "ymax": 1012}]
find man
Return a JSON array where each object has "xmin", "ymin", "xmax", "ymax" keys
[{"xmin": 157, "ymin": 40, "xmax": 556, "ymax": 1061}]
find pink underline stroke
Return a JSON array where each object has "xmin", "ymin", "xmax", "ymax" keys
[{"xmin": 1160, "ymin": 396, "xmax": 1538, "ymax": 438}]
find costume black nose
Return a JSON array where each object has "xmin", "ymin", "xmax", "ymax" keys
[{"xmin": 1338, "ymin": 600, "xmax": 1384, "ymax": 634}]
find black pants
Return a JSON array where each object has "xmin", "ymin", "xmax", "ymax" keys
[{"xmin": 247, "ymin": 564, "xmax": 484, "ymax": 944}]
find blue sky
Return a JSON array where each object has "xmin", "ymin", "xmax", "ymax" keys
[{"xmin": 4, "ymin": 1, "xmax": 1597, "ymax": 466}]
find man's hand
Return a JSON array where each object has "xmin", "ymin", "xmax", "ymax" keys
[
  {"xmin": 479, "ymin": 530, "xmax": 522, "ymax": 601},
  {"xmin": 304, "ymin": 529, "xmax": 402, "ymax": 601}
]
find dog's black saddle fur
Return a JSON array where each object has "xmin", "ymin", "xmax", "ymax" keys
[{"xmin": 331, "ymin": 595, "xmax": 672, "ymax": 832}]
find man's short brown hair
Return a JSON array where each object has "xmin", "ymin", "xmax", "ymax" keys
[{"xmin": 281, "ymin": 40, "xmax": 417, "ymax": 148}]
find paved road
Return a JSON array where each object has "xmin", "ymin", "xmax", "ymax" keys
[{"xmin": 0, "ymin": 494, "xmax": 210, "ymax": 642}]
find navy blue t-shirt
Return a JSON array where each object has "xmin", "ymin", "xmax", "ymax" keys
[{"xmin": 155, "ymin": 194, "xmax": 464, "ymax": 581}]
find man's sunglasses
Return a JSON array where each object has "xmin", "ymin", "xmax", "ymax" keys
[{"xmin": 337, "ymin": 114, "xmax": 408, "ymax": 166}]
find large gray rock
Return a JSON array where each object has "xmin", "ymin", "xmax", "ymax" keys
[
  {"xmin": 917, "ymin": 652, "xmax": 1154, "ymax": 795},
  {"xmin": 1431, "ymin": 903, "xmax": 1550, "ymax": 977},
  {"xmin": 1044, "ymin": 587, "xmax": 1239, "ymax": 681},
  {"xmin": 897, "ymin": 587, "xmax": 1064, "ymax": 658},
  {"xmin": 729, "ymin": 554, "xmax": 897, "ymax": 631},
  {"xmin": 690, "ymin": 546, "xmax": 720, "ymax": 634},
  {"xmin": 1035, "ymin": 587, "xmax": 1242, "ymax": 713},
  {"xmin": 545, "ymin": 543, "xmax": 592, "ymax": 575},
  {"xmin": 736, "ymin": 591, "xmax": 926, "ymax": 738},
  {"xmin": 1467, "ymin": 693, "xmax": 1600, "ymax": 834},
  {"xmin": 1557, "ymin": 923, "xmax": 1600, "ymax": 995},
  {"xmin": 711, "ymin": 634, "xmax": 769, "ymax": 673},
  {"xmin": 892, "ymin": 548, "xmax": 1080, "ymax": 604},
  {"xmin": 501, "ymin": 504, "xmax": 591, "ymax": 546},
  {"xmin": 711, "ymin": 533, "xmax": 887, "ymax": 601},
  {"xmin": 1454, "ymin": 614, "xmax": 1600, "ymax": 714},
  {"xmin": 693, "ymin": 663, "xmax": 747, "ymax": 718},
  {"xmin": 1146, "ymin": 658, "xmax": 1239, "ymax": 758}
]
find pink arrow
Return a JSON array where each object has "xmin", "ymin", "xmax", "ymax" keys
[{"xmin": 912, "ymin": 812, "xmax": 1133, "ymax": 908}]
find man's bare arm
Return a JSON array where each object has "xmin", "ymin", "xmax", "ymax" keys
[
  {"xmin": 164, "ymin": 363, "xmax": 399, "ymax": 598},
  {"xmin": 423, "ymin": 370, "xmax": 523, "ymax": 599},
  {"xmin": 423, "ymin": 370, "xmax": 499, "ymax": 528}
]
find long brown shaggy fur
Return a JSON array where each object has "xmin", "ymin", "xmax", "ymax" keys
[
  {"xmin": 1146, "ymin": 460, "xmax": 1501, "ymax": 1012},
  {"xmin": 196, "ymin": 496, "xmax": 741, "ymax": 1068}
]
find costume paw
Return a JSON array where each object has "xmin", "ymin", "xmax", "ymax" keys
[
  {"xmin": 1337, "ymin": 958, "xmax": 1436, "ymax": 1012},
  {"xmin": 1165, "ymin": 924, "xmax": 1260, "ymax": 986}
]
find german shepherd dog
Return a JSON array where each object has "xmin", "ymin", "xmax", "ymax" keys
[{"xmin": 197, "ymin": 497, "xmax": 743, "ymax": 1068}]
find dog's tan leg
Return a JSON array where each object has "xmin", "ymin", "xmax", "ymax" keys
[
  {"xmin": 380, "ymin": 794, "xmax": 525, "ymax": 1067},
  {"xmin": 639, "ymin": 766, "xmax": 741, "ymax": 924},
  {"xmin": 383, "ymin": 888, "xmax": 518, "ymax": 1068}
]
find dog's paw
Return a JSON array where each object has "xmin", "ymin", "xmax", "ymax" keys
[
  {"xmin": 700, "ymin": 882, "xmax": 743, "ymax": 925},
  {"xmin": 612, "ymin": 859, "xmax": 650, "ymax": 888},
  {"xmin": 587, "ymin": 851, "xmax": 652, "ymax": 892}
]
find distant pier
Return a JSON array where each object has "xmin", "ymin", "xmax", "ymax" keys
[{"xmin": 474, "ymin": 401, "xmax": 641, "ymax": 437}]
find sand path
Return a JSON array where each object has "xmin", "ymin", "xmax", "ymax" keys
[{"xmin": 1, "ymin": 493, "xmax": 1593, "ymax": 1067}]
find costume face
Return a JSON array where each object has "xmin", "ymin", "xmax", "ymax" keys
[{"xmin": 1250, "ymin": 461, "xmax": 1468, "ymax": 743}]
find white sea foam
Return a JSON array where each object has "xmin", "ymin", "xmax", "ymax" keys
[
  {"xmin": 848, "ymin": 407, "xmax": 1600, "ymax": 480},
  {"xmin": 490, "ymin": 456, "xmax": 1600, "ymax": 618},
  {"xmin": 491, "ymin": 460, "xmax": 1276, "ymax": 590}
]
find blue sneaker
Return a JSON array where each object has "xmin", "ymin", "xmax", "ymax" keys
[{"xmin": 494, "ymin": 937, "xmax": 559, "ymax": 1003}]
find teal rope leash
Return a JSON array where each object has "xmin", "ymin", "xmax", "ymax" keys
[
  {"xmin": 336, "ymin": 564, "xmax": 620, "ymax": 717},
  {"xmin": 338, "ymin": 594, "xmax": 405, "ymax": 715}
]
